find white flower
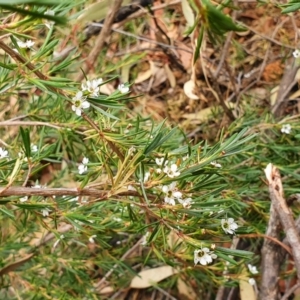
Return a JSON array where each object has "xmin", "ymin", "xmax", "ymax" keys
[
  {"xmin": 293, "ymin": 49, "xmax": 300, "ymax": 58},
  {"xmin": 248, "ymin": 264, "xmax": 259, "ymax": 274},
  {"xmin": 178, "ymin": 197, "xmax": 192, "ymax": 208},
  {"xmin": 78, "ymin": 164, "xmax": 87, "ymax": 174},
  {"xmin": 141, "ymin": 232, "xmax": 150, "ymax": 246},
  {"xmin": 118, "ymin": 83, "xmax": 129, "ymax": 94},
  {"xmin": 211, "ymin": 161, "xmax": 222, "ymax": 168},
  {"xmin": 194, "ymin": 248, "xmax": 217, "ymax": 265},
  {"xmin": 127, "ymin": 185, "xmax": 136, "ymax": 191},
  {"xmin": 155, "ymin": 158, "xmax": 168, "ymax": 166},
  {"xmin": 31, "ymin": 145, "xmax": 38, "ymax": 153},
  {"xmin": 82, "ymin": 157, "xmax": 89, "ymax": 165},
  {"xmin": 113, "ymin": 217, "xmax": 122, "ymax": 222},
  {"xmin": 281, "ymin": 124, "xmax": 291, "ymax": 134},
  {"xmin": 20, "ymin": 196, "xmax": 28, "ymax": 202},
  {"xmin": 182, "ymin": 155, "xmax": 189, "ymax": 161},
  {"xmin": 68, "ymin": 196, "xmax": 79, "ymax": 202},
  {"xmin": 161, "ymin": 182, "xmax": 183, "ymax": 206},
  {"xmin": 89, "ymin": 235, "xmax": 97, "ymax": 243},
  {"xmin": 128, "ymin": 147, "xmax": 136, "ymax": 155},
  {"xmin": 44, "ymin": 9, "xmax": 55, "ymax": 29},
  {"xmin": 164, "ymin": 196, "xmax": 176, "ymax": 206},
  {"xmin": 78, "ymin": 157, "xmax": 89, "ymax": 174},
  {"xmin": 144, "ymin": 172, "xmax": 150, "ymax": 182},
  {"xmin": 163, "ymin": 164, "xmax": 180, "ymax": 178},
  {"xmin": 17, "ymin": 40, "xmax": 35, "ymax": 48},
  {"xmin": 0, "ymin": 147, "xmax": 8, "ymax": 159},
  {"xmin": 41, "ymin": 208, "xmax": 51, "ymax": 217},
  {"xmin": 221, "ymin": 218, "xmax": 238, "ymax": 235},
  {"xmin": 81, "ymin": 78, "xmax": 103, "ymax": 97},
  {"xmin": 248, "ymin": 278, "xmax": 256, "ymax": 286},
  {"xmin": 72, "ymin": 91, "xmax": 90, "ymax": 116}
]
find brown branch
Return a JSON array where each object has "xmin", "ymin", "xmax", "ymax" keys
[
  {"xmin": 0, "ymin": 40, "xmax": 48, "ymax": 81},
  {"xmin": 271, "ymin": 61, "xmax": 299, "ymax": 117},
  {"xmin": 0, "ymin": 186, "xmax": 105, "ymax": 197},
  {"xmin": 265, "ymin": 163, "xmax": 300, "ymax": 279},
  {"xmin": 76, "ymin": 0, "xmax": 124, "ymax": 82},
  {"xmin": 259, "ymin": 200, "xmax": 282, "ymax": 300},
  {"xmin": 82, "ymin": 113, "xmax": 124, "ymax": 161},
  {"xmin": 0, "ymin": 186, "xmax": 152, "ymax": 202}
]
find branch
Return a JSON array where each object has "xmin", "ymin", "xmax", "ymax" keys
[
  {"xmin": 76, "ymin": 0, "xmax": 124, "ymax": 82},
  {"xmin": 264, "ymin": 163, "xmax": 300, "ymax": 280}
]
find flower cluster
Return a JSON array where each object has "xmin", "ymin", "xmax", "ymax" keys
[
  {"xmin": 78, "ymin": 157, "xmax": 89, "ymax": 174},
  {"xmin": 155, "ymin": 158, "xmax": 181, "ymax": 178},
  {"xmin": 161, "ymin": 182, "xmax": 191, "ymax": 207},
  {"xmin": 194, "ymin": 247, "xmax": 217, "ymax": 265},
  {"xmin": 71, "ymin": 78, "xmax": 103, "ymax": 116},
  {"xmin": 17, "ymin": 40, "xmax": 35, "ymax": 49}
]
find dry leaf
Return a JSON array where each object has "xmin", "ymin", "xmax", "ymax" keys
[
  {"xmin": 264, "ymin": 163, "xmax": 273, "ymax": 183},
  {"xmin": 130, "ymin": 266, "xmax": 178, "ymax": 289},
  {"xmin": 76, "ymin": 0, "xmax": 131, "ymax": 23},
  {"xmin": 0, "ymin": 253, "xmax": 35, "ymax": 276},
  {"xmin": 164, "ymin": 64, "xmax": 176, "ymax": 88},
  {"xmin": 181, "ymin": 0, "xmax": 195, "ymax": 28},
  {"xmin": 135, "ymin": 69, "xmax": 153, "ymax": 84},
  {"xmin": 239, "ymin": 279, "xmax": 256, "ymax": 300},
  {"xmin": 183, "ymin": 79, "xmax": 199, "ymax": 100},
  {"xmin": 177, "ymin": 277, "xmax": 198, "ymax": 300},
  {"xmin": 98, "ymin": 286, "xmax": 114, "ymax": 294}
]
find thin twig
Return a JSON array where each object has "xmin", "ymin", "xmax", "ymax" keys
[
  {"xmin": 82, "ymin": 113, "xmax": 124, "ymax": 161},
  {"xmin": 90, "ymin": 22, "xmax": 192, "ymax": 53},
  {"xmin": 94, "ymin": 237, "xmax": 144, "ymax": 289},
  {"xmin": 281, "ymin": 282, "xmax": 300, "ymax": 300},
  {"xmin": 76, "ymin": 0, "xmax": 124, "ymax": 82},
  {"xmin": 241, "ymin": 23, "xmax": 295, "ymax": 50},
  {"xmin": 0, "ymin": 120, "xmax": 80, "ymax": 132}
]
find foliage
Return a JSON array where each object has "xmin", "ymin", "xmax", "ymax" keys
[{"xmin": 0, "ymin": 0, "xmax": 300, "ymax": 299}]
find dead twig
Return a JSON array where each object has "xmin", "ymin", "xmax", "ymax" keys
[
  {"xmin": 94, "ymin": 237, "xmax": 144, "ymax": 290},
  {"xmin": 271, "ymin": 61, "xmax": 299, "ymax": 117},
  {"xmin": 265, "ymin": 163, "xmax": 300, "ymax": 279},
  {"xmin": 259, "ymin": 191, "xmax": 282, "ymax": 299},
  {"xmin": 76, "ymin": 0, "xmax": 124, "ymax": 82},
  {"xmin": 281, "ymin": 282, "xmax": 300, "ymax": 300}
]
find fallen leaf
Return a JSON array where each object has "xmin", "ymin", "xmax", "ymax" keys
[
  {"xmin": 164, "ymin": 64, "xmax": 176, "ymax": 88},
  {"xmin": 239, "ymin": 279, "xmax": 256, "ymax": 300},
  {"xmin": 183, "ymin": 79, "xmax": 199, "ymax": 100},
  {"xmin": 135, "ymin": 69, "xmax": 152, "ymax": 84},
  {"xmin": 0, "ymin": 253, "xmax": 35, "ymax": 276},
  {"xmin": 177, "ymin": 277, "xmax": 198, "ymax": 300},
  {"xmin": 181, "ymin": 0, "xmax": 195, "ymax": 28},
  {"xmin": 130, "ymin": 265, "xmax": 178, "ymax": 289}
]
